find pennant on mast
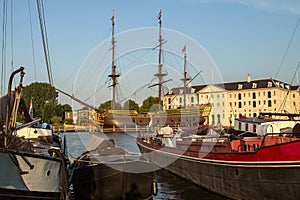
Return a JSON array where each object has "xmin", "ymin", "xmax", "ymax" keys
[
  {"xmin": 157, "ymin": 9, "xmax": 162, "ymax": 20},
  {"xmin": 182, "ymin": 44, "xmax": 186, "ymax": 54},
  {"xmin": 110, "ymin": 10, "xmax": 115, "ymax": 23}
]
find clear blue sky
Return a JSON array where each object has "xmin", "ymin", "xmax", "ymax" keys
[{"xmin": 2, "ymin": 0, "xmax": 300, "ymax": 107}]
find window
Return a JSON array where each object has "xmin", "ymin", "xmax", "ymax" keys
[
  {"xmin": 238, "ymin": 84, "xmax": 243, "ymax": 89},
  {"xmin": 168, "ymin": 98, "xmax": 171, "ymax": 104},
  {"xmin": 268, "ymin": 100, "xmax": 272, "ymax": 107},
  {"xmin": 268, "ymin": 91, "xmax": 271, "ymax": 98},
  {"xmin": 238, "ymin": 93, "xmax": 242, "ymax": 100},
  {"xmin": 253, "ymin": 124, "xmax": 256, "ymax": 132},
  {"xmin": 238, "ymin": 102, "xmax": 242, "ymax": 108},
  {"xmin": 252, "ymin": 92, "xmax": 256, "ymax": 99},
  {"xmin": 252, "ymin": 83, "xmax": 257, "ymax": 88},
  {"xmin": 253, "ymin": 101, "xmax": 256, "ymax": 107},
  {"xmin": 245, "ymin": 123, "xmax": 248, "ymax": 131},
  {"xmin": 179, "ymin": 97, "xmax": 182, "ymax": 103},
  {"xmin": 217, "ymin": 114, "xmax": 221, "ymax": 124},
  {"xmin": 268, "ymin": 82, "xmax": 272, "ymax": 87},
  {"xmin": 191, "ymin": 96, "xmax": 194, "ymax": 103}
]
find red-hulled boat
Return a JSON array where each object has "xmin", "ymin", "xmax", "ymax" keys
[{"xmin": 136, "ymin": 127, "xmax": 300, "ymax": 199}]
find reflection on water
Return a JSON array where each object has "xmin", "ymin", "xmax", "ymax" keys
[{"xmin": 63, "ymin": 132, "xmax": 229, "ymax": 200}]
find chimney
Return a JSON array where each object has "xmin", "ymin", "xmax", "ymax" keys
[{"xmin": 247, "ymin": 74, "xmax": 251, "ymax": 83}]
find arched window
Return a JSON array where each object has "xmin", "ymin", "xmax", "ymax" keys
[
  {"xmin": 211, "ymin": 115, "xmax": 215, "ymax": 126},
  {"xmin": 268, "ymin": 100, "xmax": 272, "ymax": 107},
  {"xmin": 217, "ymin": 114, "xmax": 221, "ymax": 124},
  {"xmin": 238, "ymin": 93, "xmax": 242, "ymax": 100},
  {"xmin": 238, "ymin": 102, "xmax": 242, "ymax": 108},
  {"xmin": 268, "ymin": 91, "xmax": 272, "ymax": 98},
  {"xmin": 252, "ymin": 92, "xmax": 256, "ymax": 99}
]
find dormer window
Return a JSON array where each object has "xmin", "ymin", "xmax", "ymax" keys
[
  {"xmin": 252, "ymin": 83, "xmax": 257, "ymax": 88},
  {"xmin": 238, "ymin": 84, "xmax": 243, "ymax": 89},
  {"xmin": 280, "ymin": 83, "xmax": 284, "ymax": 88},
  {"xmin": 268, "ymin": 82, "xmax": 272, "ymax": 87},
  {"xmin": 191, "ymin": 88, "xmax": 195, "ymax": 93},
  {"xmin": 179, "ymin": 89, "xmax": 183, "ymax": 94}
]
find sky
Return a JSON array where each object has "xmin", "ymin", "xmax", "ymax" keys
[{"xmin": 1, "ymin": 0, "xmax": 300, "ymax": 108}]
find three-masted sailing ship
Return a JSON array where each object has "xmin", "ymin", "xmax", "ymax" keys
[{"xmin": 93, "ymin": 10, "xmax": 211, "ymax": 133}]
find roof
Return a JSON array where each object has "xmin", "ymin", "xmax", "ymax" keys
[{"xmin": 165, "ymin": 78, "xmax": 300, "ymax": 96}]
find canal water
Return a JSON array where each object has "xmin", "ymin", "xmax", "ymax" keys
[{"xmin": 63, "ymin": 131, "xmax": 229, "ymax": 200}]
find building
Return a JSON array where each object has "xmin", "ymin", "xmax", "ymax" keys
[
  {"xmin": 65, "ymin": 108, "xmax": 92, "ymax": 125},
  {"xmin": 163, "ymin": 76, "xmax": 300, "ymax": 128}
]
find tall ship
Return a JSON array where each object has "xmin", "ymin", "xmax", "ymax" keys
[{"xmin": 95, "ymin": 10, "xmax": 211, "ymax": 133}]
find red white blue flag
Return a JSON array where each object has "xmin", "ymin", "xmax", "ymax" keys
[{"xmin": 29, "ymin": 98, "xmax": 33, "ymax": 118}]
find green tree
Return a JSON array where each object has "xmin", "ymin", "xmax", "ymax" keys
[
  {"xmin": 51, "ymin": 116, "xmax": 62, "ymax": 126},
  {"xmin": 123, "ymin": 99, "xmax": 139, "ymax": 113},
  {"xmin": 22, "ymin": 82, "xmax": 72, "ymax": 123},
  {"xmin": 99, "ymin": 100, "xmax": 121, "ymax": 110},
  {"xmin": 140, "ymin": 96, "xmax": 160, "ymax": 113}
]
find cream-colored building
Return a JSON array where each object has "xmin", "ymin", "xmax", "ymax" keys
[{"xmin": 163, "ymin": 77, "xmax": 300, "ymax": 128}]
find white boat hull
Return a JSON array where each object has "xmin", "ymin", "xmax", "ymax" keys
[{"xmin": 0, "ymin": 150, "xmax": 64, "ymax": 198}]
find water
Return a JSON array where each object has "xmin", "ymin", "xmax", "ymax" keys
[{"xmin": 63, "ymin": 131, "xmax": 229, "ymax": 200}]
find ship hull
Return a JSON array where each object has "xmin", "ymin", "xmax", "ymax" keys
[
  {"xmin": 136, "ymin": 138, "xmax": 300, "ymax": 199},
  {"xmin": 72, "ymin": 160, "xmax": 156, "ymax": 200},
  {"xmin": 0, "ymin": 150, "xmax": 66, "ymax": 199}
]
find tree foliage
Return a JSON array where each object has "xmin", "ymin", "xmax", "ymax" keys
[
  {"xmin": 99, "ymin": 100, "xmax": 121, "ymax": 110},
  {"xmin": 22, "ymin": 82, "xmax": 72, "ymax": 124},
  {"xmin": 140, "ymin": 96, "xmax": 160, "ymax": 113},
  {"xmin": 123, "ymin": 99, "xmax": 139, "ymax": 112}
]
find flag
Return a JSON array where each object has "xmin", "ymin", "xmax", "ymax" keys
[
  {"xmin": 29, "ymin": 98, "xmax": 33, "ymax": 118},
  {"xmin": 148, "ymin": 116, "xmax": 153, "ymax": 132},
  {"xmin": 182, "ymin": 44, "xmax": 186, "ymax": 54},
  {"xmin": 110, "ymin": 10, "xmax": 115, "ymax": 23},
  {"xmin": 157, "ymin": 9, "xmax": 162, "ymax": 20}
]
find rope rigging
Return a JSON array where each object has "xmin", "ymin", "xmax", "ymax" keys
[
  {"xmin": 36, "ymin": 0, "xmax": 53, "ymax": 86},
  {"xmin": 1, "ymin": 0, "xmax": 8, "ymax": 96},
  {"xmin": 28, "ymin": 0, "xmax": 37, "ymax": 81},
  {"xmin": 275, "ymin": 17, "xmax": 300, "ymax": 78}
]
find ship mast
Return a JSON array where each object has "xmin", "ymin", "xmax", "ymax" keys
[
  {"xmin": 108, "ymin": 10, "xmax": 120, "ymax": 110},
  {"xmin": 154, "ymin": 9, "xmax": 167, "ymax": 110},
  {"xmin": 181, "ymin": 45, "xmax": 190, "ymax": 108}
]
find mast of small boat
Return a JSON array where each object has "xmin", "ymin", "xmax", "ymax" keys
[
  {"xmin": 109, "ymin": 10, "xmax": 119, "ymax": 110},
  {"xmin": 155, "ymin": 9, "xmax": 167, "ymax": 110}
]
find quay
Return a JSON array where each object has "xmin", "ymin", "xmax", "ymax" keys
[{"xmin": 52, "ymin": 124, "xmax": 149, "ymax": 133}]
